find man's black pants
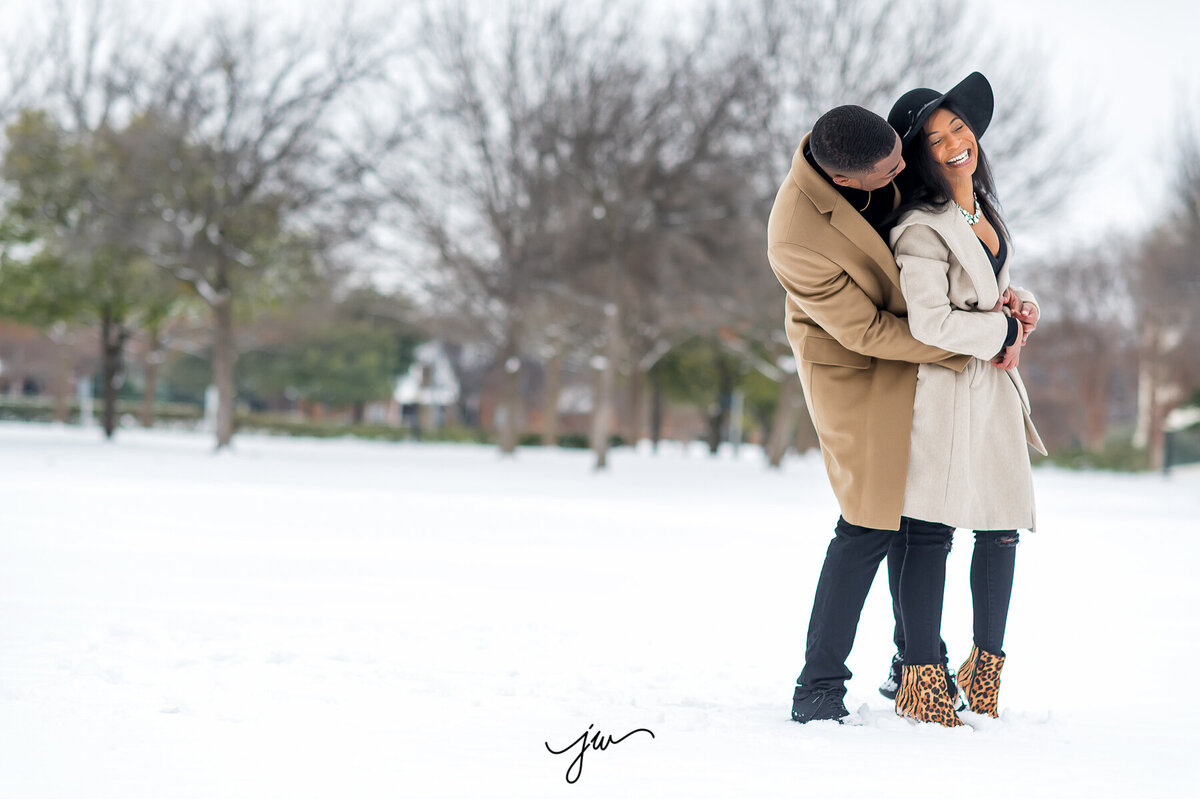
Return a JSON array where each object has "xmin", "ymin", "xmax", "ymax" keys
[{"xmin": 795, "ymin": 516, "xmax": 947, "ymax": 696}]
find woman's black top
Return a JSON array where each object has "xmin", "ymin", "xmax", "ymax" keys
[
  {"xmin": 980, "ymin": 233, "xmax": 1007, "ymax": 275},
  {"xmin": 978, "ymin": 233, "xmax": 1020, "ymax": 347}
]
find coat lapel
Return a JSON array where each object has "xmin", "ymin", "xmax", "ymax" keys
[
  {"xmin": 790, "ymin": 137, "xmax": 903, "ymax": 292},
  {"xmin": 830, "ymin": 196, "xmax": 903, "ymax": 292},
  {"xmin": 938, "ymin": 208, "xmax": 1002, "ymax": 309}
]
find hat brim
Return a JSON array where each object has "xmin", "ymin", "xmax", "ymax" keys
[{"xmin": 899, "ymin": 72, "xmax": 994, "ymax": 146}]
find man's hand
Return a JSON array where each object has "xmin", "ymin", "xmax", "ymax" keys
[{"xmin": 991, "ymin": 338, "xmax": 1022, "ymax": 370}]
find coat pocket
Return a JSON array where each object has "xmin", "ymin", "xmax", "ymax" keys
[{"xmin": 802, "ymin": 335, "xmax": 872, "ymax": 369}]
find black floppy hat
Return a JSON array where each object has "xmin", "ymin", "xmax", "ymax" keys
[{"xmin": 887, "ymin": 72, "xmax": 994, "ymax": 146}]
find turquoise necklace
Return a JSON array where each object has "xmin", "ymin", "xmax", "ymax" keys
[{"xmin": 954, "ymin": 191, "xmax": 981, "ymax": 226}]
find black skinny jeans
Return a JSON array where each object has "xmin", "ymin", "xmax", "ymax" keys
[
  {"xmin": 796, "ymin": 517, "xmax": 1018, "ymax": 693},
  {"xmin": 968, "ymin": 528, "xmax": 1019, "ymax": 656},
  {"xmin": 797, "ymin": 516, "xmax": 892, "ymax": 693},
  {"xmin": 796, "ymin": 517, "xmax": 946, "ymax": 694},
  {"xmin": 899, "ymin": 519, "xmax": 1018, "ymax": 665}
]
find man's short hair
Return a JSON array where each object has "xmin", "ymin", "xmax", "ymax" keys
[{"xmin": 810, "ymin": 105, "xmax": 897, "ymax": 176}]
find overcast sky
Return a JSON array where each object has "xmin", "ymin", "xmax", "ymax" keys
[
  {"xmin": 10, "ymin": 0, "xmax": 1197, "ymax": 255},
  {"xmin": 256, "ymin": 0, "xmax": 1200, "ymax": 252},
  {"xmin": 964, "ymin": 0, "xmax": 1197, "ymax": 252}
]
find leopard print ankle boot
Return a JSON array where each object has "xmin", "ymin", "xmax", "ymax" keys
[
  {"xmin": 895, "ymin": 663, "xmax": 964, "ymax": 727},
  {"xmin": 956, "ymin": 644, "xmax": 1005, "ymax": 718}
]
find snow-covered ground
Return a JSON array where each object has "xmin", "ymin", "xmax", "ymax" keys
[{"xmin": 1, "ymin": 422, "xmax": 1197, "ymax": 798}]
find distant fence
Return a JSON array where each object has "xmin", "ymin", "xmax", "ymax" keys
[
  {"xmin": 0, "ymin": 397, "xmax": 594, "ymax": 447},
  {"xmin": 0, "ymin": 396, "xmax": 202, "ymax": 425},
  {"xmin": 1165, "ymin": 426, "xmax": 1200, "ymax": 473}
]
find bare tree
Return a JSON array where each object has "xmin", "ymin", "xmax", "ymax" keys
[
  {"xmin": 1177, "ymin": 97, "xmax": 1200, "ymax": 229},
  {"xmin": 1119, "ymin": 101, "xmax": 1200, "ymax": 467},
  {"xmin": 376, "ymin": 0, "xmax": 589, "ymax": 454},
  {"xmin": 537, "ymin": 3, "xmax": 773, "ymax": 464},
  {"xmin": 1129, "ymin": 227, "xmax": 1200, "ymax": 468},
  {"xmin": 138, "ymin": 6, "xmax": 396, "ymax": 448},
  {"xmin": 382, "ymin": 1, "xmax": 775, "ymax": 465},
  {"xmin": 1022, "ymin": 243, "xmax": 1135, "ymax": 452}
]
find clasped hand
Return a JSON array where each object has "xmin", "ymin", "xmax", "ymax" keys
[{"xmin": 989, "ymin": 288, "xmax": 1038, "ymax": 370}]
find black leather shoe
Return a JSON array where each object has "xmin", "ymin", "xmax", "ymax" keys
[
  {"xmin": 790, "ymin": 686, "xmax": 849, "ymax": 723},
  {"xmin": 879, "ymin": 651, "xmax": 903, "ymax": 699}
]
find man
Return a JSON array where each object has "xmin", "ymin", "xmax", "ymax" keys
[{"xmin": 766, "ymin": 106, "xmax": 969, "ymax": 723}]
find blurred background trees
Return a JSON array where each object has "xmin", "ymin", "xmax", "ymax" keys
[{"xmin": 0, "ymin": 0, "xmax": 1195, "ymax": 471}]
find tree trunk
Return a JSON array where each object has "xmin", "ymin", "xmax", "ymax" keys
[
  {"xmin": 141, "ymin": 327, "xmax": 162, "ymax": 429},
  {"xmin": 52, "ymin": 332, "xmax": 72, "ymax": 423},
  {"xmin": 705, "ymin": 409, "xmax": 724, "ymax": 455},
  {"xmin": 99, "ymin": 308, "xmax": 127, "ymax": 440},
  {"xmin": 1148, "ymin": 393, "xmax": 1166, "ymax": 471},
  {"xmin": 140, "ymin": 359, "xmax": 159, "ymax": 428},
  {"xmin": 650, "ymin": 364, "xmax": 663, "ymax": 452},
  {"xmin": 498, "ymin": 344, "xmax": 521, "ymax": 455},
  {"xmin": 1133, "ymin": 357, "xmax": 1151, "ymax": 449},
  {"xmin": 542, "ymin": 350, "xmax": 563, "ymax": 447},
  {"xmin": 99, "ymin": 311, "xmax": 112, "ymax": 435},
  {"xmin": 592, "ymin": 303, "xmax": 620, "ymax": 469},
  {"xmin": 766, "ymin": 372, "xmax": 802, "ymax": 468},
  {"xmin": 417, "ymin": 358, "xmax": 436, "ymax": 433},
  {"xmin": 626, "ymin": 366, "xmax": 646, "ymax": 446},
  {"xmin": 1147, "ymin": 374, "xmax": 1184, "ymax": 472},
  {"xmin": 704, "ymin": 356, "xmax": 734, "ymax": 455},
  {"xmin": 212, "ymin": 291, "xmax": 237, "ymax": 450},
  {"xmin": 1081, "ymin": 370, "xmax": 1109, "ymax": 453},
  {"xmin": 1135, "ymin": 352, "xmax": 1178, "ymax": 471}
]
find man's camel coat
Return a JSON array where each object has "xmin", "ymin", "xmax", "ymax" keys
[{"xmin": 766, "ymin": 136, "xmax": 968, "ymax": 531}]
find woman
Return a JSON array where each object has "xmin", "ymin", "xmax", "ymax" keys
[{"xmin": 883, "ymin": 73, "xmax": 1046, "ymax": 727}]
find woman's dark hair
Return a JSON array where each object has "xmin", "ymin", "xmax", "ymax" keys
[{"xmin": 886, "ymin": 101, "xmax": 1009, "ymax": 242}]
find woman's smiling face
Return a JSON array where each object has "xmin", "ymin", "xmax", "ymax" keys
[{"xmin": 923, "ymin": 107, "xmax": 978, "ymax": 183}]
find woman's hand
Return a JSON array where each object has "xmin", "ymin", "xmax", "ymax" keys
[
  {"xmin": 1013, "ymin": 303, "xmax": 1039, "ymax": 344},
  {"xmin": 988, "ymin": 288, "xmax": 1015, "ymax": 313},
  {"xmin": 1000, "ymin": 287, "xmax": 1038, "ymax": 344},
  {"xmin": 1000, "ymin": 287, "xmax": 1021, "ymax": 314}
]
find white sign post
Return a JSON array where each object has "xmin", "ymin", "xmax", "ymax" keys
[{"xmin": 78, "ymin": 377, "xmax": 95, "ymax": 428}]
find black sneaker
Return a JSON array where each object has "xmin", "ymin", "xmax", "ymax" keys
[
  {"xmin": 790, "ymin": 686, "xmax": 849, "ymax": 724},
  {"xmin": 878, "ymin": 651, "xmax": 903, "ymax": 700}
]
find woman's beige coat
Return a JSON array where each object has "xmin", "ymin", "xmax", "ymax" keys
[{"xmin": 890, "ymin": 204, "xmax": 1047, "ymax": 531}]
